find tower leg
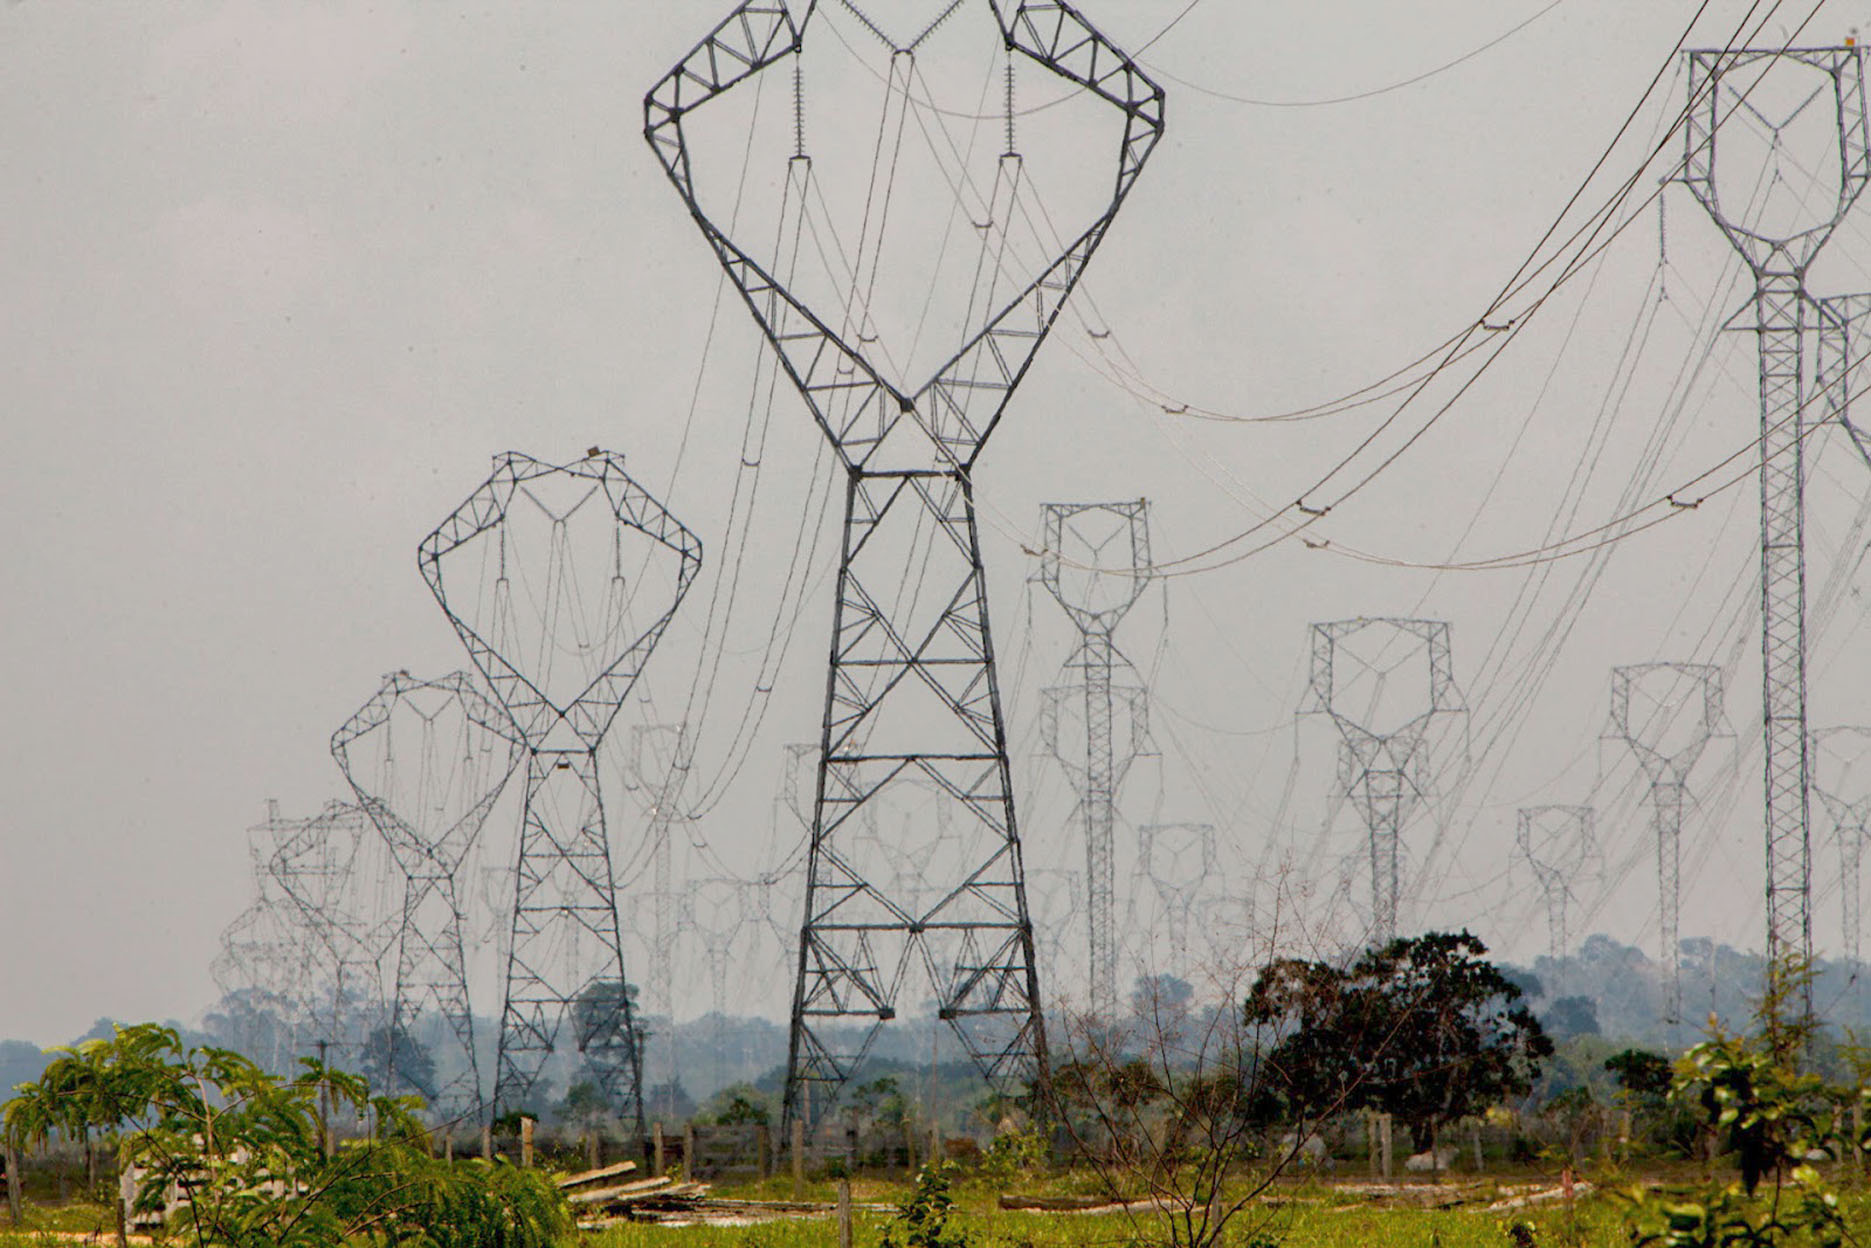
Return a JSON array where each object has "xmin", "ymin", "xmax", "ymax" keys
[
  {"xmin": 1754, "ymin": 274, "xmax": 1814, "ymax": 1013},
  {"xmin": 784, "ymin": 469, "xmax": 1047, "ymax": 1125},
  {"xmin": 494, "ymin": 750, "xmax": 645, "ymax": 1131}
]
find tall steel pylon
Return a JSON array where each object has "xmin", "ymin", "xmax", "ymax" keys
[
  {"xmin": 1680, "ymin": 46, "xmax": 1871, "ymax": 1006},
  {"xmin": 331, "ymin": 670, "xmax": 524, "ymax": 1128},
  {"xmin": 647, "ymin": 1, "xmax": 1164, "ymax": 1122},
  {"xmin": 214, "ymin": 802, "xmax": 323, "ymax": 1069},
  {"xmin": 624, "ymin": 720, "xmax": 689, "ymax": 1106},
  {"xmin": 421, "ymin": 451, "xmax": 702, "ymax": 1128},
  {"xmin": 1036, "ymin": 500, "xmax": 1152, "ymax": 1019},
  {"xmin": 1810, "ymin": 727, "xmax": 1871, "ymax": 966},
  {"xmin": 265, "ymin": 800, "xmax": 392, "ymax": 1060},
  {"xmin": 1515, "ymin": 806, "xmax": 1596, "ymax": 961},
  {"xmin": 1302, "ymin": 618, "xmax": 1463, "ymax": 943},
  {"xmin": 1605, "ymin": 663, "xmax": 1724, "ymax": 1027},
  {"xmin": 1137, "ymin": 822, "xmax": 1217, "ymax": 980}
]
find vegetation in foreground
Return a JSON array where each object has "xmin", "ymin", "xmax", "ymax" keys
[{"xmin": 8, "ymin": 945, "xmax": 1871, "ymax": 1244}]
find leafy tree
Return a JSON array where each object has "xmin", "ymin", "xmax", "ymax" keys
[
  {"xmin": 1542, "ymin": 995, "xmax": 1600, "ymax": 1040},
  {"xmin": 880, "ymin": 1162, "xmax": 969, "ymax": 1248},
  {"xmin": 1245, "ymin": 930, "xmax": 1554, "ymax": 1152},
  {"xmin": 3, "ymin": 1022, "xmax": 568, "ymax": 1248},
  {"xmin": 1627, "ymin": 1020, "xmax": 1856, "ymax": 1246},
  {"xmin": 855, "ymin": 1075, "xmax": 909, "ymax": 1131},
  {"xmin": 358, "ymin": 1023, "xmax": 438, "ymax": 1104},
  {"xmin": 699, "ymin": 1082, "xmax": 773, "ymax": 1125},
  {"xmin": 1606, "ymin": 1048, "xmax": 1675, "ymax": 1103}
]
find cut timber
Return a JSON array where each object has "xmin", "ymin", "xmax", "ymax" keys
[
  {"xmin": 999, "ymin": 1194, "xmax": 1130, "ymax": 1212},
  {"xmin": 556, "ymin": 1159, "xmax": 641, "ymax": 1191},
  {"xmin": 566, "ymin": 1176, "xmax": 677, "ymax": 1206}
]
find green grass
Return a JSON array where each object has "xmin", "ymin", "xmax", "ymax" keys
[{"xmin": 8, "ymin": 1168, "xmax": 1871, "ymax": 1245}]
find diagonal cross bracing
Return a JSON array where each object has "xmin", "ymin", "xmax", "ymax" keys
[
  {"xmin": 647, "ymin": 0, "xmax": 1165, "ymax": 1123},
  {"xmin": 421, "ymin": 452, "xmax": 702, "ymax": 1130},
  {"xmin": 1681, "ymin": 46, "xmax": 1871, "ymax": 1013}
]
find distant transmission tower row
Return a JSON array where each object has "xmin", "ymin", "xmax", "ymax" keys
[
  {"xmin": 1303, "ymin": 618, "xmax": 1463, "ymax": 942},
  {"xmin": 1038, "ymin": 500, "xmax": 1153, "ymax": 1018}
]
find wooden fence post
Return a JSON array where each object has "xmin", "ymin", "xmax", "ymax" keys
[
  {"xmin": 683, "ymin": 1123, "xmax": 696, "ymax": 1179},
  {"xmin": 1470, "ymin": 1120, "xmax": 1484, "ymax": 1172},
  {"xmin": 520, "ymin": 1117, "xmax": 535, "ymax": 1169},
  {"xmin": 756, "ymin": 1123, "xmax": 771, "ymax": 1180},
  {"xmin": 6, "ymin": 1142, "xmax": 23, "ymax": 1226},
  {"xmin": 791, "ymin": 1118, "xmax": 805, "ymax": 1200},
  {"xmin": 1378, "ymin": 1113, "xmax": 1393, "ymax": 1180},
  {"xmin": 837, "ymin": 1177, "xmax": 853, "ymax": 1248},
  {"xmin": 480, "ymin": 1125, "xmax": 492, "ymax": 1161},
  {"xmin": 653, "ymin": 1122, "xmax": 666, "ymax": 1178}
]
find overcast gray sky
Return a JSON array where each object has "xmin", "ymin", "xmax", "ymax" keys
[{"xmin": 9, "ymin": 0, "xmax": 1871, "ymax": 1047}]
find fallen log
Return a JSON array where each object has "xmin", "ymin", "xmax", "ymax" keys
[
  {"xmin": 556, "ymin": 1159, "xmax": 640, "ymax": 1190},
  {"xmin": 566, "ymin": 1176, "xmax": 676, "ymax": 1206},
  {"xmin": 999, "ymin": 1193, "xmax": 1130, "ymax": 1212}
]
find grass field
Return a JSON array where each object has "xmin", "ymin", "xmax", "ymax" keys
[{"xmin": 9, "ymin": 1163, "xmax": 1871, "ymax": 1247}]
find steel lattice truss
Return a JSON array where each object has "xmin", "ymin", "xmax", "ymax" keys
[
  {"xmin": 1810, "ymin": 727, "xmax": 1871, "ymax": 966},
  {"xmin": 1681, "ymin": 46, "xmax": 1871, "ymax": 1010},
  {"xmin": 1137, "ymin": 822, "xmax": 1217, "ymax": 979},
  {"xmin": 647, "ymin": 0, "xmax": 1165, "ymax": 1122},
  {"xmin": 214, "ymin": 807, "xmax": 323, "ymax": 1069},
  {"xmin": 1605, "ymin": 663, "xmax": 1724, "ymax": 1027},
  {"xmin": 1037, "ymin": 500, "xmax": 1152, "ymax": 1018},
  {"xmin": 1515, "ymin": 806, "xmax": 1596, "ymax": 961},
  {"xmin": 1302, "ymin": 618, "xmax": 1462, "ymax": 943},
  {"xmin": 421, "ymin": 452, "xmax": 702, "ymax": 1128},
  {"xmin": 265, "ymin": 800, "xmax": 392, "ymax": 1057},
  {"xmin": 331, "ymin": 670, "xmax": 524, "ymax": 1128}
]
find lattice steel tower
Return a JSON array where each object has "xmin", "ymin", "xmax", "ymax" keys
[
  {"xmin": 1516, "ymin": 806, "xmax": 1596, "ymax": 961},
  {"xmin": 1680, "ymin": 46, "xmax": 1870, "ymax": 1005},
  {"xmin": 422, "ymin": 452, "xmax": 702, "ymax": 1127},
  {"xmin": 331, "ymin": 670, "xmax": 524, "ymax": 1127},
  {"xmin": 1138, "ymin": 822, "xmax": 1217, "ymax": 979},
  {"xmin": 1605, "ymin": 662, "xmax": 1724, "ymax": 1026},
  {"xmin": 1302, "ymin": 618, "xmax": 1462, "ymax": 943},
  {"xmin": 647, "ymin": 1, "xmax": 1164, "ymax": 1122},
  {"xmin": 266, "ymin": 800, "xmax": 391, "ymax": 1058},
  {"xmin": 1037, "ymin": 500, "xmax": 1151, "ymax": 1018},
  {"xmin": 1811, "ymin": 727, "xmax": 1871, "ymax": 966}
]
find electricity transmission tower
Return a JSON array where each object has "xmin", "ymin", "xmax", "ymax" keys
[
  {"xmin": 647, "ymin": 1, "xmax": 1165, "ymax": 1123},
  {"xmin": 1036, "ymin": 500, "xmax": 1152, "ymax": 1019},
  {"xmin": 1022, "ymin": 867, "xmax": 1082, "ymax": 1003},
  {"xmin": 214, "ymin": 804, "xmax": 322, "ymax": 1069},
  {"xmin": 1137, "ymin": 822, "xmax": 1217, "ymax": 980},
  {"xmin": 624, "ymin": 720, "xmax": 690, "ymax": 1107},
  {"xmin": 266, "ymin": 800, "xmax": 390, "ymax": 1060},
  {"xmin": 422, "ymin": 451, "xmax": 702, "ymax": 1128},
  {"xmin": 331, "ymin": 670, "xmax": 524, "ymax": 1128},
  {"xmin": 1680, "ymin": 45, "xmax": 1871, "ymax": 1008},
  {"xmin": 1301, "ymin": 618, "xmax": 1463, "ymax": 943},
  {"xmin": 1605, "ymin": 662, "xmax": 1724, "ymax": 1027},
  {"xmin": 1516, "ymin": 805, "xmax": 1596, "ymax": 961},
  {"xmin": 1811, "ymin": 727, "xmax": 1871, "ymax": 966}
]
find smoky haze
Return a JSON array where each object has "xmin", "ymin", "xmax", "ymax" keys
[{"xmin": 6, "ymin": 0, "xmax": 1871, "ymax": 1050}]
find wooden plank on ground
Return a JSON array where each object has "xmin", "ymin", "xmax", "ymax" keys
[{"xmin": 557, "ymin": 1159, "xmax": 640, "ymax": 1190}]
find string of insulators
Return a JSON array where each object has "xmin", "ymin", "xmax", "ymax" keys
[
  {"xmin": 1005, "ymin": 58, "xmax": 1017, "ymax": 156},
  {"xmin": 793, "ymin": 61, "xmax": 806, "ymax": 159}
]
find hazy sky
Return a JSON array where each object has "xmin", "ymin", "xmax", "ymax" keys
[{"xmin": 9, "ymin": 0, "xmax": 1871, "ymax": 1047}]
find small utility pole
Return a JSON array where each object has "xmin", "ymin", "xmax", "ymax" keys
[{"xmin": 316, "ymin": 1040, "xmax": 332, "ymax": 1159}]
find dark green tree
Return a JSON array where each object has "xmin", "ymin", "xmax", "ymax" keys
[
  {"xmin": 1605, "ymin": 1048, "xmax": 1674, "ymax": 1103},
  {"xmin": 358, "ymin": 1023, "xmax": 438, "ymax": 1104},
  {"xmin": 1245, "ymin": 930, "xmax": 1554, "ymax": 1151}
]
